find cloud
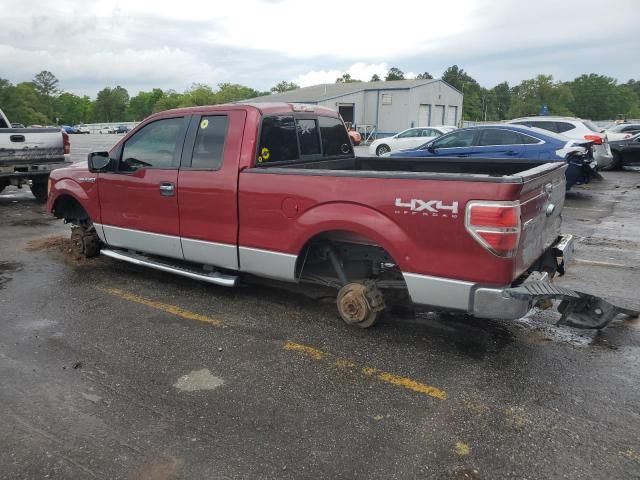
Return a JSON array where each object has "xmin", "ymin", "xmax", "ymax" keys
[
  {"xmin": 0, "ymin": 0, "xmax": 638, "ymax": 96},
  {"xmin": 294, "ymin": 63, "xmax": 390, "ymax": 86}
]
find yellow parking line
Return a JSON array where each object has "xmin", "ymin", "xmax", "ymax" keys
[
  {"xmin": 96, "ymin": 288, "xmax": 446, "ymax": 400},
  {"xmin": 284, "ymin": 341, "xmax": 447, "ymax": 401},
  {"xmin": 97, "ymin": 287, "xmax": 222, "ymax": 327}
]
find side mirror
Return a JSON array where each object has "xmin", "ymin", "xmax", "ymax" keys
[
  {"xmin": 427, "ymin": 145, "xmax": 436, "ymax": 152},
  {"xmin": 88, "ymin": 151, "xmax": 112, "ymax": 172}
]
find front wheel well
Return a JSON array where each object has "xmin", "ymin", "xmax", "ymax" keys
[{"xmin": 52, "ymin": 195, "xmax": 91, "ymax": 226}]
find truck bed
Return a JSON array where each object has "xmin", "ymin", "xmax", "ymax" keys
[
  {"xmin": 247, "ymin": 156, "xmax": 563, "ymax": 182},
  {"xmin": 0, "ymin": 127, "xmax": 66, "ymax": 166}
]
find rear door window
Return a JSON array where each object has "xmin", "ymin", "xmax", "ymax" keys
[
  {"xmin": 296, "ymin": 118, "xmax": 321, "ymax": 156},
  {"xmin": 478, "ymin": 129, "xmax": 525, "ymax": 146},
  {"xmin": 528, "ymin": 121, "xmax": 558, "ymax": 132},
  {"xmin": 258, "ymin": 116, "xmax": 299, "ymax": 163},
  {"xmin": 555, "ymin": 122, "xmax": 575, "ymax": 133},
  {"xmin": 186, "ymin": 116, "xmax": 229, "ymax": 169},
  {"xmin": 318, "ymin": 116, "xmax": 352, "ymax": 157}
]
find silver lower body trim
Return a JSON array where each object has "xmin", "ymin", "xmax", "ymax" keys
[
  {"xmin": 93, "ymin": 222, "xmax": 106, "ymax": 243},
  {"xmin": 402, "ymin": 272, "xmax": 474, "ymax": 312},
  {"xmin": 403, "ymin": 272, "xmax": 532, "ymax": 320},
  {"xmin": 238, "ymin": 246, "xmax": 297, "ymax": 282},
  {"xmin": 100, "ymin": 249, "xmax": 238, "ymax": 287},
  {"xmin": 182, "ymin": 237, "xmax": 238, "ymax": 270},
  {"xmin": 102, "ymin": 224, "xmax": 184, "ymax": 260}
]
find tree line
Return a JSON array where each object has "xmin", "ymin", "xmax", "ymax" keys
[{"xmin": 1, "ymin": 67, "xmax": 639, "ymax": 126}]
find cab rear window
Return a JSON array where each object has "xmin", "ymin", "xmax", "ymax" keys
[{"xmin": 257, "ymin": 115, "xmax": 352, "ymax": 165}]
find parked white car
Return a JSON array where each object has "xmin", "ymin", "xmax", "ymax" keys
[
  {"xmin": 369, "ymin": 126, "xmax": 456, "ymax": 156},
  {"xmin": 508, "ymin": 116, "xmax": 614, "ymax": 169},
  {"xmin": 99, "ymin": 126, "xmax": 114, "ymax": 134},
  {"xmin": 76, "ymin": 124, "xmax": 91, "ymax": 134},
  {"xmin": 603, "ymin": 123, "xmax": 640, "ymax": 141}
]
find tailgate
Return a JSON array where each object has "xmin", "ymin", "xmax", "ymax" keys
[
  {"xmin": 514, "ymin": 162, "xmax": 566, "ymax": 277},
  {"xmin": 0, "ymin": 128, "xmax": 65, "ymax": 166}
]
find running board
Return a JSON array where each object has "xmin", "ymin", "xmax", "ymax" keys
[{"xmin": 101, "ymin": 249, "xmax": 238, "ymax": 287}]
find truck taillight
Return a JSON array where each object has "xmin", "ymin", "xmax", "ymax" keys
[
  {"xmin": 465, "ymin": 201, "xmax": 521, "ymax": 257},
  {"xmin": 584, "ymin": 134, "xmax": 603, "ymax": 145},
  {"xmin": 62, "ymin": 131, "xmax": 70, "ymax": 154}
]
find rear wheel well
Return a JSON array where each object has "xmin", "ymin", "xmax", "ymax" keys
[
  {"xmin": 295, "ymin": 230, "xmax": 405, "ymax": 290},
  {"xmin": 53, "ymin": 195, "xmax": 91, "ymax": 227}
]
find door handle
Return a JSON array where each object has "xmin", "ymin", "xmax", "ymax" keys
[
  {"xmin": 505, "ymin": 150, "xmax": 518, "ymax": 156},
  {"xmin": 10, "ymin": 135, "xmax": 25, "ymax": 142},
  {"xmin": 159, "ymin": 182, "xmax": 175, "ymax": 196}
]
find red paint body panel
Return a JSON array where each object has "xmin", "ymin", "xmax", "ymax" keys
[
  {"xmin": 177, "ymin": 110, "xmax": 246, "ymax": 245},
  {"xmin": 98, "ymin": 169, "xmax": 180, "ymax": 235},
  {"xmin": 238, "ymin": 173, "xmax": 524, "ymax": 285},
  {"xmin": 47, "ymin": 161, "xmax": 102, "ymax": 222}
]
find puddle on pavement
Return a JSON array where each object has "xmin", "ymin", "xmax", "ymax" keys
[
  {"xmin": 0, "ymin": 261, "xmax": 23, "ymax": 289},
  {"xmin": 9, "ymin": 218, "xmax": 53, "ymax": 227},
  {"xmin": 414, "ymin": 312, "xmax": 515, "ymax": 359}
]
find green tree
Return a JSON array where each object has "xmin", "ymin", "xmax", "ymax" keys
[
  {"xmin": 370, "ymin": 74, "xmax": 381, "ymax": 82},
  {"xmin": 569, "ymin": 74, "xmax": 638, "ymax": 120},
  {"xmin": 214, "ymin": 83, "xmax": 261, "ymax": 103},
  {"xmin": 508, "ymin": 75, "xmax": 573, "ymax": 118},
  {"xmin": 491, "ymin": 82, "xmax": 511, "ymax": 120},
  {"xmin": 54, "ymin": 92, "xmax": 87, "ymax": 124},
  {"xmin": 152, "ymin": 90, "xmax": 187, "ymax": 112},
  {"xmin": 335, "ymin": 73, "xmax": 361, "ymax": 83},
  {"xmin": 385, "ymin": 67, "xmax": 405, "ymax": 81},
  {"xmin": 2, "ymin": 82, "xmax": 49, "ymax": 125},
  {"xmin": 270, "ymin": 81, "xmax": 299, "ymax": 93},
  {"xmin": 184, "ymin": 83, "xmax": 217, "ymax": 106},
  {"xmin": 32, "ymin": 70, "xmax": 61, "ymax": 122},
  {"xmin": 441, "ymin": 65, "xmax": 483, "ymax": 120},
  {"xmin": 93, "ymin": 86, "xmax": 130, "ymax": 122},
  {"xmin": 128, "ymin": 88, "xmax": 164, "ymax": 120},
  {"xmin": 416, "ymin": 72, "xmax": 433, "ymax": 80}
]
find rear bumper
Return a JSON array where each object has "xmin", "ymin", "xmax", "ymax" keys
[
  {"xmin": 593, "ymin": 144, "xmax": 614, "ymax": 169},
  {"xmin": 0, "ymin": 161, "xmax": 72, "ymax": 179},
  {"xmin": 403, "ymin": 234, "xmax": 575, "ymax": 320}
]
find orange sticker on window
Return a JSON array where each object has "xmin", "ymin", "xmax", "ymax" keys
[{"xmin": 260, "ymin": 147, "xmax": 270, "ymax": 160}]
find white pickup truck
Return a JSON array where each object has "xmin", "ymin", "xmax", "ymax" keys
[{"xmin": 0, "ymin": 108, "xmax": 71, "ymax": 202}]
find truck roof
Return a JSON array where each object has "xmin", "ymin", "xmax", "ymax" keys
[{"xmin": 154, "ymin": 102, "xmax": 340, "ymax": 119}]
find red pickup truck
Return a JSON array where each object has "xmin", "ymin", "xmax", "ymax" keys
[{"xmin": 47, "ymin": 103, "xmax": 636, "ymax": 329}]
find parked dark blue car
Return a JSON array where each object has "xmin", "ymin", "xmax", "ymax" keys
[
  {"xmin": 388, "ymin": 124, "xmax": 598, "ymax": 190},
  {"xmin": 61, "ymin": 125, "xmax": 79, "ymax": 134}
]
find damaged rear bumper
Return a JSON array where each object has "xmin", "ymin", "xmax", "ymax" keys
[{"xmin": 472, "ymin": 234, "xmax": 638, "ymax": 328}]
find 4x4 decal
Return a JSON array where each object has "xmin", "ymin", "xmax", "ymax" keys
[{"xmin": 394, "ymin": 198, "xmax": 459, "ymax": 218}]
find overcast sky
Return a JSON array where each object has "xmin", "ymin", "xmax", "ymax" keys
[{"xmin": 1, "ymin": 0, "xmax": 638, "ymax": 97}]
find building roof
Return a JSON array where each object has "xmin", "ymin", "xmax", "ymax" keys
[{"xmin": 247, "ymin": 79, "xmax": 460, "ymax": 103}]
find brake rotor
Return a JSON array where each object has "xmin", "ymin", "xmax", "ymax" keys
[{"xmin": 336, "ymin": 282, "xmax": 385, "ymax": 328}]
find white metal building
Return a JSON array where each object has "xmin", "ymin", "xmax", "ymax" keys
[{"xmin": 248, "ymin": 79, "xmax": 463, "ymax": 137}]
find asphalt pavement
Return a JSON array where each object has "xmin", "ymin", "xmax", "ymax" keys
[{"xmin": 0, "ymin": 135, "xmax": 639, "ymax": 479}]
